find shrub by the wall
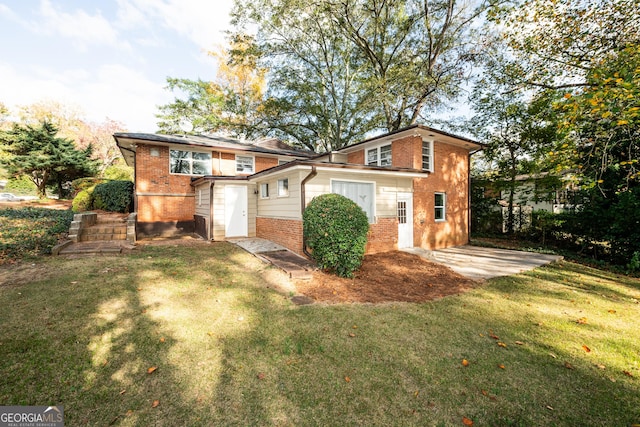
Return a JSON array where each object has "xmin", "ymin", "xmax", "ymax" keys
[
  {"xmin": 72, "ymin": 188, "xmax": 94, "ymax": 212},
  {"xmin": 92, "ymin": 180, "xmax": 133, "ymax": 213},
  {"xmin": 303, "ymin": 193, "xmax": 369, "ymax": 278}
]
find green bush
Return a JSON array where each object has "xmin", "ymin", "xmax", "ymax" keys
[
  {"xmin": 71, "ymin": 177, "xmax": 105, "ymax": 195},
  {"xmin": 92, "ymin": 180, "xmax": 133, "ymax": 213},
  {"xmin": 4, "ymin": 175, "xmax": 37, "ymax": 196},
  {"xmin": 72, "ymin": 188, "xmax": 94, "ymax": 212},
  {"xmin": 303, "ymin": 193, "xmax": 369, "ymax": 278}
]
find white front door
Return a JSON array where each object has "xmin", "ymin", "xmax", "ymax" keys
[
  {"xmin": 397, "ymin": 192, "xmax": 414, "ymax": 248},
  {"xmin": 225, "ymin": 185, "xmax": 248, "ymax": 237}
]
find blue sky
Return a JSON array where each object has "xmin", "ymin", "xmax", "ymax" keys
[{"xmin": 0, "ymin": 0, "xmax": 234, "ymax": 132}]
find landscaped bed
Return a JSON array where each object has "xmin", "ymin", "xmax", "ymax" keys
[
  {"xmin": 297, "ymin": 251, "xmax": 478, "ymax": 303},
  {"xmin": 1, "ymin": 239, "xmax": 638, "ymax": 426}
]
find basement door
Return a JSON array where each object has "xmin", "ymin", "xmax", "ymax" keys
[
  {"xmin": 224, "ymin": 185, "xmax": 248, "ymax": 237},
  {"xmin": 397, "ymin": 192, "xmax": 414, "ymax": 248}
]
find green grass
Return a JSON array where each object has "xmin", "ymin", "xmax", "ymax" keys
[
  {"xmin": 1, "ymin": 242, "xmax": 639, "ymax": 426},
  {"xmin": 0, "ymin": 207, "xmax": 74, "ymax": 263}
]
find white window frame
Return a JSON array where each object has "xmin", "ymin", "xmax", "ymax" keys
[
  {"xmin": 422, "ymin": 140, "xmax": 434, "ymax": 172},
  {"xmin": 435, "ymin": 192, "xmax": 446, "ymax": 222},
  {"xmin": 169, "ymin": 149, "xmax": 211, "ymax": 176},
  {"xmin": 277, "ymin": 178, "xmax": 289, "ymax": 197},
  {"xmin": 330, "ymin": 178, "xmax": 376, "ymax": 223},
  {"xmin": 366, "ymin": 143, "xmax": 392, "ymax": 167},
  {"xmin": 236, "ymin": 155, "xmax": 255, "ymax": 174},
  {"xmin": 260, "ymin": 183, "xmax": 269, "ymax": 199}
]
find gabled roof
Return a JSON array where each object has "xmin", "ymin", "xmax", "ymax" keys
[
  {"xmin": 337, "ymin": 124, "xmax": 483, "ymax": 153},
  {"xmin": 114, "ymin": 132, "xmax": 316, "ymax": 167}
]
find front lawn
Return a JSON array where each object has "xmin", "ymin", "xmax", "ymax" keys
[{"xmin": 0, "ymin": 242, "xmax": 638, "ymax": 426}]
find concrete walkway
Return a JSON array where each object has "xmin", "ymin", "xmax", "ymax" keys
[
  {"xmin": 229, "ymin": 238, "xmax": 315, "ymax": 280},
  {"xmin": 403, "ymin": 245, "xmax": 563, "ymax": 281}
]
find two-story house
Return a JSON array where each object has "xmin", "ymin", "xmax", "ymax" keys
[{"xmin": 114, "ymin": 124, "xmax": 482, "ymax": 257}]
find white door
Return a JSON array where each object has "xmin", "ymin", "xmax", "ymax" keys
[
  {"xmin": 224, "ymin": 185, "xmax": 248, "ymax": 237},
  {"xmin": 397, "ymin": 192, "xmax": 413, "ymax": 248}
]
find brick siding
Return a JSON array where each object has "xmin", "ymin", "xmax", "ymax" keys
[
  {"xmin": 256, "ymin": 217, "xmax": 305, "ymax": 256},
  {"xmin": 365, "ymin": 217, "xmax": 398, "ymax": 254}
]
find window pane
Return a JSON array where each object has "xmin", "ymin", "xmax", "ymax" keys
[
  {"xmin": 422, "ymin": 142, "xmax": 431, "ymax": 170},
  {"xmin": 435, "ymin": 207, "xmax": 444, "ymax": 220},
  {"xmin": 192, "ymin": 160, "xmax": 208, "ymax": 175},
  {"xmin": 278, "ymin": 178, "xmax": 289, "ymax": 196},
  {"xmin": 261, "ymin": 183, "xmax": 269, "ymax": 198},
  {"xmin": 236, "ymin": 156, "xmax": 254, "ymax": 173},
  {"xmin": 435, "ymin": 193, "xmax": 446, "ymax": 221},
  {"xmin": 435, "ymin": 193, "xmax": 444, "ymax": 206},
  {"xmin": 367, "ymin": 149, "xmax": 378, "ymax": 165},
  {"xmin": 380, "ymin": 145, "xmax": 392, "ymax": 166},
  {"xmin": 192, "ymin": 152, "xmax": 210, "ymax": 160},
  {"xmin": 170, "ymin": 150, "xmax": 191, "ymax": 174}
]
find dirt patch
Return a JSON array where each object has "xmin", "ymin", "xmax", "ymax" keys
[{"xmin": 295, "ymin": 251, "xmax": 478, "ymax": 304}]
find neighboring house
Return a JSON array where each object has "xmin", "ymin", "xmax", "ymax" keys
[{"xmin": 114, "ymin": 124, "xmax": 482, "ymax": 257}]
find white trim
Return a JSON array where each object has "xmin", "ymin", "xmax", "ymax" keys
[
  {"xmin": 435, "ymin": 192, "xmax": 446, "ymax": 222},
  {"xmin": 250, "ymin": 164, "xmax": 427, "ymax": 182},
  {"xmin": 366, "ymin": 142, "xmax": 392, "ymax": 167},
  {"xmin": 235, "ymin": 154, "xmax": 255, "ymax": 174},
  {"xmin": 169, "ymin": 148, "xmax": 212, "ymax": 176},
  {"xmin": 422, "ymin": 139, "xmax": 434, "ymax": 172}
]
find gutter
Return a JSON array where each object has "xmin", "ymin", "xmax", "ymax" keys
[{"xmin": 300, "ymin": 166, "xmax": 317, "ymax": 258}]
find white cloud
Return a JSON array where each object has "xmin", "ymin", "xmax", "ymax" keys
[
  {"xmin": 0, "ymin": 62, "xmax": 170, "ymax": 131},
  {"xmin": 34, "ymin": 0, "xmax": 129, "ymax": 51},
  {"xmin": 118, "ymin": 0, "xmax": 233, "ymax": 49}
]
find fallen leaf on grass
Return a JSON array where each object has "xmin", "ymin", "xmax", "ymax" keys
[
  {"xmin": 582, "ymin": 345, "xmax": 591, "ymax": 353},
  {"xmin": 489, "ymin": 332, "xmax": 499, "ymax": 340},
  {"xmin": 498, "ymin": 364, "xmax": 505, "ymax": 369},
  {"xmin": 462, "ymin": 416, "xmax": 474, "ymax": 426},
  {"xmin": 257, "ymin": 372, "xmax": 266, "ymax": 380},
  {"xmin": 159, "ymin": 337, "xmax": 165, "ymax": 343},
  {"xmin": 546, "ymin": 405, "xmax": 554, "ymax": 411},
  {"xmin": 147, "ymin": 366, "xmax": 158, "ymax": 374},
  {"xmin": 564, "ymin": 362, "xmax": 575, "ymax": 370},
  {"xmin": 352, "ymin": 325, "xmax": 358, "ymax": 329},
  {"xmin": 623, "ymin": 370, "xmax": 634, "ymax": 377},
  {"xmin": 119, "ymin": 389, "xmax": 126, "ymax": 395},
  {"xmin": 608, "ymin": 309, "xmax": 617, "ymax": 314},
  {"xmin": 549, "ymin": 353, "xmax": 557, "ymax": 359},
  {"xmin": 414, "ymin": 390, "xmax": 419, "ymax": 397},
  {"xmin": 462, "ymin": 359, "xmax": 469, "ymax": 367},
  {"xmin": 497, "ymin": 342, "xmax": 507, "ymax": 348},
  {"xmin": 349, "ymin": 333, "xmax": 356, "ymax": 338},
  {"xmin": 515, "ymin": 341, "xmax": 524, "ymax": 345},
  {"xmin": 576, "ymin": 317, "xmax": 588, "ymax": 324},
  {"xmin": 344, "ymin": 376, "xmax": 351, "ymax": 382},
  {"xmin": 595, "ymin": 364, "xmax": 606, "ymax": 370},
  {"xmin": 152, "ymin": 400, "xmax": 159, "ymax": 408}
]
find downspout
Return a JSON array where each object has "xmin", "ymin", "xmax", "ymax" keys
[
  {"xmin": 208, "ymin": 180, "xmax": 215, "ymax": 241},
  {"xmin": 300, "ymin": 166, "xmax": 317, "ymax": 258}
]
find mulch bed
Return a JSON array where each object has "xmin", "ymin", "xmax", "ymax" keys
[{"xmin": 295, "ymin": 251, "xmax": 479, "ymax": 304}]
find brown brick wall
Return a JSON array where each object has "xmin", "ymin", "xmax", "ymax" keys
[
  {"xmin": 365, "ymin": 217, "xmax": 398, "ymax": 254},
  {"xmin": 256, "ymin": 217, "xmax": 304, "ymax": 256},
  {"xmin": 412, "ymin": 141, "xmax": 470, "ymax": 249},
  {"xmin": 256, "ymin": 156, "xmax": 278, "ymax": 172},
  {"xmin": 137, "ymin": 195, "xmax": 195, "ymax": 222},
  {"xmin": 347, "ymin": 150, "xmax": 364, "ymax": 164},
  {"xmin": 391, "ymin": 136, "xmax": 422, "ymax": 169}
]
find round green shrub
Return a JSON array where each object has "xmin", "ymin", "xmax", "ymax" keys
[
  {"xmin": 92, "ymin": 180, "xmax": 134, "ymax": 213},
  {"xmin": 72, "ymin": 188, "xmax": 94, "ymax": 212},
  {"xmin": 303, "ymin": 193, "xmax": 370, "ymax": 278},
  {"xmin": 103, "ymin": 164, "xmax": 133, "ymax": 181}
]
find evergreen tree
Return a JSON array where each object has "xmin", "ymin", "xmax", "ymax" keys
[{"xmin": 0, "ymin": 121, "xmax": 98, "ymax": 198}]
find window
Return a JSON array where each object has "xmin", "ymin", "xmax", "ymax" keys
[
  {"xmin": 367, "ymin": 144, "xmax": 392, "ymax": 166},
  {"xmin": 278, "ymin": 178, "xmax": 289, "ymax": 196},
  {"xmin": 397, "ymin": 201, "xmax": 407, "ymax": 224},
  {"xmin": 435, "ymin": 192, "xmax": 446, "ymax": 221},
  {"xmin": 332, "ymin": 180, "xmax": 375, "ymax": 223},
  {"xmin": 260, "ymin": 183, "xmax": 269, "ymax": 198},
  {"xmin": 422, "ymin": 140, "xmax": 433, "ymax": 171},
  {"xmin": 236, "ymin": 155, "xmax": 254, "ymax": 173},
  {"xmin": 170, "ymin": 150, "xmax": 211, "ymax": 175}
]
